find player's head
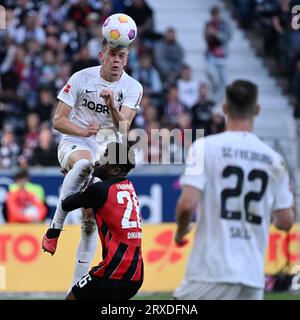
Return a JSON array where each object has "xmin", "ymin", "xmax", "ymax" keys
[
  {"xmin": 93, "ymin": 141, "xmax": 136, "ymax": 180},
  {"xmin": 223, "ymin": 80, "xmax": 259, "ymax": 119},
  {"xmin": 99, "ymin": 39, "xmax": 129, "ymax": 79}
]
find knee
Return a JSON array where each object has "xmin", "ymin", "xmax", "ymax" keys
[
  {"xmin": 81, "ymin": 217, "xmax": 97, "ymax": 236},
  {"xmin": 73, "ymin": 159, "xmax": 92, "ymax": 177}
]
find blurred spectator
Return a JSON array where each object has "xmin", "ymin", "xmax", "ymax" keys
[
  {"xmin": 86, "ymin": 13, "xmax": 104, "ymax": 59},
  {"xmin": 71, "ymin": 47, "xmax": 98, "ymax": 74},
  {"xmin": 173, "ymin": 111, "xmax": 193, "ymax": 163},
  {"xmin": 145, "ymin": 120, "xmax": 161, "ymax": 163},
  {"xmin": 132, "ymin": 52, "xmax": 163, "ymax": 99},
  {"xmin": 15, "ymin": 10, "xmax": 46, "ymax": 45},
  {"xmin": 162, "ymin": 85, "xmax": 187, "ymax": 127},
  {"xmin": 154, "ymin": 27, "xmax": 184, "ymax": 85},
  {"xmin": 133, "ymin": 93, "xmax": 155, "ymax": 128},
  {"xmin": 0, "ymin": 125, "xmax": 20, "ymax": 169},
  {"xmin": 22, "ymin": 112, "xmax": 40, "ymax": 161},
  {"xmin": 210, "ymin": 109, "xmax": 226, "ymax": 134},
  {"xmin": 255, "ymin": 0, "xmax": 279, "ymax": 56},
  {"xmin": 0, "ymin": 71, "xmax": 28, "ymax": 134},
  {"xmin": 292, "ymin": 58, "xmax": 300, "ymax": 118},
  {"xmin": 177, "ymin": 64, "xmax": 199, "ymax": 109},
  {"xmin": 36, "ymin": 87, "xmax": 56, "ymax": 123},
  {"xmin": 5, "ymin": 169, "xmax": 48, "ymax": 223},
  {"xmin": 9, "ymin": 169, "xmax": 46, "ymax": 202},
  {"xmin": 60, "ymin": 20, "xmax": 80, "ymax": 59},
  {"xmin": 191, "ymin": 83, "xmax": 216, "ymax": 135},
  {"xmin": 126, "ymin": 35, "xmax": 140, "ymax": 73},
  {"xmin": 232, "ymin": 0, "xmax": 256, "ymax": 29},
  {"xmin": 205, "ymin": 6, "xmax": 231, "ymax": 102},
  {"xmin": 124, "ymin": 0, "xmax": 160, "ymax": 48},
  {"xmin": 0, "ymin": 37, "xmax": 17, "ymax": 74},
  {"xmin": 30, "ymin": 126, "xmax": 58, "ymax": 167},
  {"xmin": 39, "ymin": 50, "xmax": 58, "ymax": 86},
  {"xmin": 39, "ymin": 0, "xmax": 68, "ymax": 27},
  {"xmin": 143, "ymin": 103, "xmax": 159, "ymax": 126},
  {"xmin": 67, "ymin": 0, "xmax": 94, "ymax": 28},
  {"xmin": 99, "ymin": 0, "xmax": 114, "ymax": 24},
  {"xmin": 13, "ymin": 0, "xmax": 36, "ymax": 26},
  {"xmin": 272, "ymin": 0, "xmax": 292, "ymax": 75},
  {"xmin": 55, "ymin": 63, "xmax": 71, "ymax": 93}
]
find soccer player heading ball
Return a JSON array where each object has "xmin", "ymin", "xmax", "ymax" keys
[{"xmin": 42, "ymin": 13, "xmax": 143, "ymax": 290}]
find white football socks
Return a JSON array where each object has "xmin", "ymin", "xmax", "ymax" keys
[
  {"xmin": 71, "ymin": 216, "xmax": 98, "ymax": 286},
  {"xmin": 50, "ymin": 159, "xmax": 92, "ymax": 230}
]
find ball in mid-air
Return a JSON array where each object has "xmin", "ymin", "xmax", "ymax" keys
[{"xmin": 102, "ymin": 13, "xmax": 137, "ymax": 49}]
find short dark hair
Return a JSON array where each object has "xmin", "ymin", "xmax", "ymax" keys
[
  {"xmin": 15, "ymin": 169, "xmax": 29, "ymax": 180},
  {"xmin": 101, "ymin": 38, "xmax": 131, "ymax": 50},
  {"xmin": 226, "ymin": 80, "xmax": 258, "ymax": 119},
  {"xmin": 211, "ymin": 6, "xmax": 220, "ymax": 16},
  {"xmin": 105, "ymin": 141, "xmax": 136, "ymax": 174}
]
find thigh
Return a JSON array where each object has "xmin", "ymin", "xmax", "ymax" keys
[
  {"xmin": 238, "ymin": 286, "xmax": 263, "ymax": 300},
  {"xmin": 58, "ymin": 140, "xmax": 93, "ymax": 171},
  {"xmin": 174, "ymin": 280, "xmax": 242, "ymax": 300}
]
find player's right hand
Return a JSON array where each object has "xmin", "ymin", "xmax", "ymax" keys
[{"xmin": 82, "ymin": 123, "xmax": 100, "ymax": 137}]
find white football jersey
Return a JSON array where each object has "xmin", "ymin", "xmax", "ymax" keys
[
  {"xmin": 57, "ymin": 66, "xmax": 143, "ymax": 144},
  {"xmin": 180, "ymin": 131, "xmax": 293, "ymax": 288}
]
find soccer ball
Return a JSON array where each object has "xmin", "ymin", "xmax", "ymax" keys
[{"xmin": 102, "ymin": 13, "xmax": 137, "ymax": 49}]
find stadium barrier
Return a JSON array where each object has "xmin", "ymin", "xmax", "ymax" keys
[
  {"xmin": 0, "ymin": 223, "xmax": 299, "ymax": 292},
  {"xmin": 0, "ymin": 167, "xmax": 182, "ymax": 223}
]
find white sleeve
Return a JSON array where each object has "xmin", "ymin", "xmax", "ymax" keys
[
  {"xmin": 272, "ymin": 158, "xmax": 294, "ymax": 210},
  {"xmin": 57, "ymin": 72, "xmax": 81, "ymax": 108},
  {"xmin": 179, "ymin": 139, "xmax": 205, "ymax": 191},
  {"xmin": 122, "ymin": 81, "xmax": 143, "ymax": 112}
]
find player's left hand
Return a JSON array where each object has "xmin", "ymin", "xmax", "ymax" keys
[{"xmin": 100, "ymin": 88, "xmax": 115, "ymax": 109}]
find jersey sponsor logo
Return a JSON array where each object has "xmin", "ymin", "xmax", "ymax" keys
[
  {"xmin": 86, "ymin": 89, "xmax": 97, "ymax": 93},
  {"xmin": 81, "ymin": 99, "xmax": 110, "ymax": 114},
  {"xmin": 63, "ymin": 84, "xmax": 71, "ymax": 94}
]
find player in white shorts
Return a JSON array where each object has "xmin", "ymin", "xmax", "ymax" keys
[
  {"xmin": 42, "ymin": 39, "xmax": 143, "ymax": 286},
  {"xmin": 173, "ymin": 80, "xmax": 294, "ymax": 300}
]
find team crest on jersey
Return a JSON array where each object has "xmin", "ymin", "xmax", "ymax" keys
[{"xmin": 116, "ymin": 91, "xmax": 123, "ymax": 102}]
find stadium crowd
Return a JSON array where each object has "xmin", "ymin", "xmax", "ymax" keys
[
  {"xmin": 0, "ymin": 0, "xmax": 226, "ymax": 169},
  {"xmin": 230, "ymin": 0, "xmax": 300, "ymax": 118}
]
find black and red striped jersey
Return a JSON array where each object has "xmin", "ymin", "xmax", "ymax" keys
[{"xmin": 62, "ymin": 177, "xmax": 143, "ymax": 282}]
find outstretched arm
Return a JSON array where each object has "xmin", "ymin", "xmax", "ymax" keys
[{"xmin": 62, "ymin": 182, "xmax": 107, "ymax": 212}]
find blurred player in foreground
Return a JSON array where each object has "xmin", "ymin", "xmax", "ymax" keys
[
  {"xmin": 174, "ymin": 80, "xmax": 294, "ymax": 300},
  {"xmin": 62, "ymin": 142, "xmax": 143, "ymax": 300},
  {"xmin": 42, "ymin": 39, "xmax": 143, "ymax": 286}
]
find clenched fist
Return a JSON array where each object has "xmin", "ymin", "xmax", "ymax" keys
[{"xmin": 100, "ymin": 88, "xmax": 115, "ymax": 110}]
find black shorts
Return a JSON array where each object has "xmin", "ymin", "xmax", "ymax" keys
[{"xmin": 72, "ymin": 272, "xmax": 143, "ymax": 300}]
